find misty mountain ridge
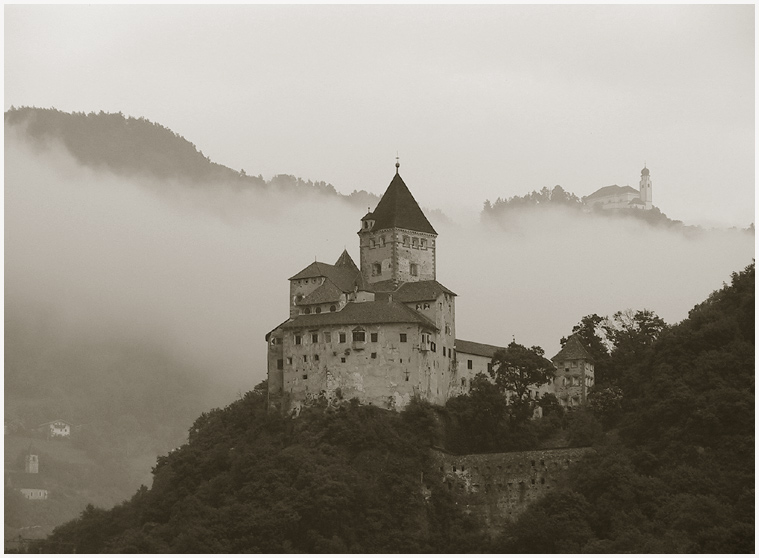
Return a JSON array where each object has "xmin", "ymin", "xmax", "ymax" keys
[{"xmin": 4, "ymin": 106, "xmax": 381, "ymax": 209}]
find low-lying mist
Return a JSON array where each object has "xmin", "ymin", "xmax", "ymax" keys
[{"xmin": 6, "ymin": 129, "xmax": 754, "ymax": 405}]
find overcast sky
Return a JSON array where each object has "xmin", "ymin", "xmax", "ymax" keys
[{"xmin": 5, "ymin": 4, "xmax": 755, "ymax": 226}]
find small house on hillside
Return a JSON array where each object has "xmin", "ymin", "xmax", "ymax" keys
[{"xmin": 37, "ymin": 419, "xmax": 72, "ymax": 438}]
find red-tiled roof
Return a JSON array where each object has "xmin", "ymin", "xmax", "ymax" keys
[
  {"xmin": 281, "ymin": 300, "xmax": 438, "ymax": 331},
  {"xmin": 371, "ymin": 279, "xmax": 457, "ymax": 301},
  {"xmin": 551, "ymin": 335, "xmax": 593, "ymax": 362},
  {"xmin": 367, "ymin": 172, "xmax": 437, "ymax": 235},
  {"xmin": 455, "ymin": 339, "xmax": 504, "ymax": 358},
  {"xmin": 585, "ymin": 184, "xmax": 640, "ymax": 200}
]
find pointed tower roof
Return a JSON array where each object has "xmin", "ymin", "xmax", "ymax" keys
[
  {"xmin": 369, "ymin": 173, "xmax": 437, "ymax": 235},
  {"xmin": 334, "ymin": 249, "xmax": 358, "ymax": 272},
  {"xmin": 551, "ymin": 334, "xmax": 594, "ymax": 363}
]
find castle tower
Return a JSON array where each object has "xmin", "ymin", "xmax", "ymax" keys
[
  {"xmin": 551, "ymin": 335, "xmax": 595, "ymax": 408},
  {"xmin": 639, "ymin": 165, "xmax": 653, "ymax": 210},
  {"xmin": 358, "ymin": 162, "xmax": 437, "ymax": 286}
]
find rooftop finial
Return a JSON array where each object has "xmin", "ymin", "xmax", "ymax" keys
[{"xmin": 395, "ymin": 152, "xmax": 400, "ymax": 174}]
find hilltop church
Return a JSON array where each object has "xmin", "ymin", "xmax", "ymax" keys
[
  {"xmin": 583, "ymin": 166, "xmax": 653, "ymax": 210},
  {"xmin": 266, "ymin": 163, "xmax": 593, "ymax": 412}
]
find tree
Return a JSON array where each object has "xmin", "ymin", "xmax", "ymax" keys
[{"xmin": 490, "ymin": 342, "xmax": 555, "ymax": 423}]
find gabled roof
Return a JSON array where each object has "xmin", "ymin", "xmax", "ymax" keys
[
  {"xmin": 281, "ymin": 300, "xmax": 438, "ymax": 331},
  {"xmin": 366, "ymin": 172, "xmax": 437, "ymax": 235},
  {"xmin": 298, "ymin": 281, "xmax": 344, "ymax": 305},
  {"xmin": 551, "ymin": 335, "xmax": 594, "ymax": 363},
  {"xmin": 289, "ymin": 259, "xmax": 366, "ymax": 293},
  {"xmin": 455, "ymin": 339, "xmax": 505, "ymax": 359},
  {"xmin": 334, "ymin": 249, "xmax": 359, "ymax": 272},
  {"xmin": 585, "ymin": 184, "xmax": 640, "ymax": 200},
  {"xmin": 371, "ymin": 279, "xmax": 457, "ymax": 301}
]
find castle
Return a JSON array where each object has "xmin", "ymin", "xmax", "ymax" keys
[
  {"xmin": 583, "ymin": 166, "xmax": 653, "ymax": 210},
  {"xmin": 266, "ymin": 163, "xmax": 594, "ymax": 412}
]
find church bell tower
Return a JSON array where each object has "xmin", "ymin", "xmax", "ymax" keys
[{"xmin": 639, "ymin": 165, "xmax": 653, "ymax": 210}]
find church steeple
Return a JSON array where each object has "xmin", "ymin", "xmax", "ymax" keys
[
  {"xmin": 639, "ymin": 164, "xmax": 653, "ymax": 210},
  {"xmin": 358, "ymin": 167, "xmax": 438, "ymax": 285}
]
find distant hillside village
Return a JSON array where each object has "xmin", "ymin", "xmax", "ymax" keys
[{"xmin": 266, "ymin": 162, "xmax": 599, "ymax": 415}]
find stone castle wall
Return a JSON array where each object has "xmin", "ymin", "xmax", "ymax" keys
[{"xmin": 429, "ymin": 446, "xmax": 594, "ymax": 533}]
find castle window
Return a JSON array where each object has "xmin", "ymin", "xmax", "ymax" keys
[
  {"xmin": 315, "ymin": 307, "xmax": 321, "ymax": 314},
  {"xmin": 339, "ymin": 332, "xmax": 346, "ymax": 343},
  {"xmin": 324, "ymin": 332, "xmax": 332, "ymax": 343},
  {"xmin": 314, "ymin": 354, "xmax": 320, "ymax": 361},
  {"xmin": 467, "ymin": 359, "xmax": 473, "ymax": 370},
  {"xmin": 416, "ymin": 304, "xmax": 421, "ymax": 310},
  {"xmin": 442, "ymin": 347, "xmax": 446, "ymax": 356},
  {"xmin": 371, "ymin": 333, "xmax": 378, "ymax": 342},
  {"xmin": 403, "ymin": 236, "xmax": 409, "ymax": 246},
  {"xmin": 329, "ymin": 305, "xmax": 336, "ymax": 312},
  {"xmin": 410, "ymin": 263, "xmax": 418, "ymax": 276},
  {"xmin": 302, "ymin": 374, "xmax": 308, "ymax": 380},
  {"xmin": 420, "ymin": 239, "xmax": 427, "ymax": 249},
  {"xmin": 295, "ymin": 335, "xmax": 302, "ymax": 345},
  {"xmin": 287, "ymin": 357, "xmax": 293, "ymax": 365},
  {"xmin": 405, "ymin": 372, "xmax": 410, "ymax": 382},
  {"xmin": 341, "ymin": 357, "xmax": 346, "ymax": 363},
  {"xmin": 423, "ymin": 303, "xmax": 430, "ymax": 309},
  {"xmin": 400, "ymin": 333, "xmax": 407, "ymax": 343},
  {"xmin": 303, "ymin": 355, "xmax": 308, "ymax": 362},
  {"xmin": 430, "ymin": 342, "xmax": 436, "ymax": 352},
  {"xmin": 412, "ymin": 237, "xmax": 418, "ymax": 248},
  {"xmin": 380, "ymin": 236, "xmax": 386, "ymax": 247},
  {"xmin": 371, "ymin": 352, "xmax": 377, "ymax": 359},
  {"xmin": 352, "ymin": 330, "xmax": 366, "ymax": 342},
  {"xmin": 372, "ymin": 263, "xmax": 381, "ymax": 276},
  {"xmin": 487, "ymin": 363, "xmax": 493, "ymax": 373},
  {"xmin": 277, "ymin": 359, "xmax": 283, "ymax": 370},
  {"xmin": 304, "ymin": 308, "xmax": 311, "ymax": 315},
  {"xmin": 311, "ymin": 333, "xmax": 319, "ymax": 343}
]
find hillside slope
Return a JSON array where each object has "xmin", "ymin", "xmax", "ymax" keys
[{"xmin": 32, "ymin": 264, "xmax": 754, "ymax": 553}]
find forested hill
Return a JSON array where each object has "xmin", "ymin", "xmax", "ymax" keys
[
  {"xmin": 4, "ymin": 106, "xmax": 379, "ymax": 207},
  {"xmin": 31, "ymin": 263, "xmax": 754, "ymax": 553}
]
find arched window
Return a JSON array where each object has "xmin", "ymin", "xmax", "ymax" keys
[
  {"xmin": 329, "ymin": 305, "xmax": 336, "ymax": 312},
  {"xmin": 403, "ymin": 236, "xmax": 409, "ymax": 246},
  {"xmin": 304, "ymin": 307, "xmax": 311, "ymax": 315},
  {"xmin": 315, "ymin": 307, "xmax": 321, "ymax": 314}
]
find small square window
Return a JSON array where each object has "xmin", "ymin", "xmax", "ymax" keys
[
  {"xmin": 302, "ymin": 374, "xmax": 308, "ymax": 380},
  {"xmin": 400, "ymin": 333, "xmax": 407, "ymax": 343},
  {"xmin": 371, "ymin": 333, "xmax": 378, "ymax": 342},
  {"xmin": 371, "ymin": 352, "xmax": 377, "ymax": 359},
  {"xmin": 341, "ymin": 357, "xmax": 346, "ymax": 363}
]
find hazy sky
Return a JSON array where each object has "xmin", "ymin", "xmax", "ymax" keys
[{"xmin": 5, "ymin": 4, "xmax": 754, "ymax": 226}]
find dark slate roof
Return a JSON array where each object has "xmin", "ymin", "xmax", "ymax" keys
[
  {"xmin": 455, "ymin": 339, "xmax": 504, "ymax": 359},
  {"xmin": 281, "ymin": 300, "xmax": 438, "ymax": 331},
  {"xmin": 551, "ymin": 335, "xmax": 594, "ymax": 363},
  {"xmin": 298, "ymin": 281, "xmax": 344, "ymax": 305},
  {"xmin": 371, "ymin": 279, "xmax": 457, "ymax": 300},
  {"xmin": 289, "ymin": 261, "xmax": 365, "ymax": 292},
  {"xmin": 334, "ymin": 249, "xmax": 359, "ymax": 272},
  {"xmin": 585, "ymin": 184, "xmax": 640, "ymax": 200},
  {"xmin": 367, "ymin": 172, "xmax": 437, "ymax": 235}
]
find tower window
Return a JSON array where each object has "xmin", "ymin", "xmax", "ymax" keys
[
  {"xmin": 311, "ymin": 333, "xmax": 319, "ymax": 343},
  {"xmin": 315, "ymin": 307, "xmax": 321, "ymax": 314},
  {"xmin": 341, "ymin": 357, "xmax": 346, "ymax": 363},
  {"xmin": 371, "ymin": 333, "xmax": 378, "ymax": 342},
  {"xmin": 304, "ymin": 308, "xmax": 311, "ymax": 315},
  {"xmin": 302, "ymin": 374, "xmax": 308, "ymax": 380},
  {"xmin": 410, "ymin": 263, "xmax": 418, "ymax": 276},
  {"xmin": 467, "ymin": 359, "xmax": 473, "ymax": 370},
  {"xmin": 412, "ymin": 237, "xmax": 418, "ymax": 248},
  {"xmin": 403, "ymin": 236, "xmax": 409, "ymax": 246},
  {"xmin": 380, "ymin": 236, "xmax": 386, "ymax": 247},
  {"xmin": 371, "ymin": 352, "xmax": 377, "ymax": 359},
  {"xmin": 287, "ymin": 357, "xmax": 293, "ymax": 365},
  {"xmin": 295, "ymin": 335, "xmax": 302, "ymax": 345},
  {"xmin": 372, "ymin": 263, "xmax": 381, "ymax": 276},
  {"xmin": 369, "ymin": 238, "xmax": 376, "ymax": 248},
  {"xmin": 314, "ymin": 354, "xmax": 320, "ymax": 361},
  {"xmin": 400, "ymin": 333, "xmax": 407, "ymax": 343},
  {"xmin": 339, "ymin": 332, "xmax": 346, "ymax": 343},
  {"xmin": 420, "ymin": 239, "xmax": 427, "ymax": 249},
  {"xmin": 329, "ymin": 305, "xmax": 336, "ymax": 312}
]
